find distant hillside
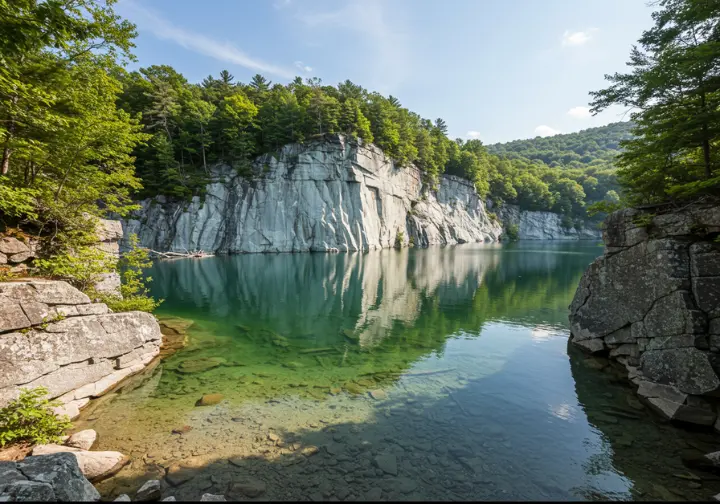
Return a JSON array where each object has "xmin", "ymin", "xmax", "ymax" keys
[{"xmin": 487, "ymin": 122, "xmax": 634, "ymax": 170}]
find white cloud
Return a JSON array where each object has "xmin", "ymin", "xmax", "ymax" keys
[
  {"xmin": 273, "ymin": 0, "xmax": 292, "ymax": 10},
  {"xmin": 534, "ymin": 125, "xmax": 561, "ymax": 137},
  {"xmin": 567, "ymin": 106, "xmax": 592, "ymax": 119},
  {"xmin": 466, "ymin": 131, "xmax": 482, "ymax": 139},
  {"xmin": 296, "ymin": 0, "xmax": 410, "ymax": 93},
  {"xmin": 119, "ymin": 1, "xmax": 295, "ymax": 79},
  {"xmin": 294, "ymin": 61, "xmax": 313, "ymax": 73},
  {"xmin": 561, "ymin": 28, "xmax": 598, "ymax": 47}
]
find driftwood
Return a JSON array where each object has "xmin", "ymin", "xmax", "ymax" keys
[{"xmin": 148, "ymin": 248, "xmax": 214, "ymax": 260}]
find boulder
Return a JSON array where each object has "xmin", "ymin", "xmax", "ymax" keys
[
  {"xmin": 0, "ymin": 480, "xmax": 56, "ymax": 501},
  {"xmin": 0, "ymin": 237, "xmax": 30, "ymax": 255},
  {"xmin": 8, "ymin": 251, "xmax": 33, "ymax": 263},
  {"xmin": 374, "ymin": 454, "xmax": 398, "ymax": 476},
  {"xmin": 12, "ymin": 452, "xmax": 100, "ymax": 501},
  {"xmin": 135, "ymin": 480, "xmax": 161, "ymax": 501},
  {"xmin": 227, "ymin": 479, "xmax": 266, "ymax": 498},
  {"xmin": 640, "ymin": 348, "xmax": 720, "ymax": 396},
  {"xmin": 200, "ymin": 494, "xmax": 226, "ymax": 502},
  {"xmin": 65, "ymin": 430, "xmax": 97, "ymax": 451},
  {"xmin": 114, "ymin": 494, "xmax": 131, "ymax": 502},
  {"xmin": 32, "ymin": 444, "xmax": 128, "ymax": 482}
]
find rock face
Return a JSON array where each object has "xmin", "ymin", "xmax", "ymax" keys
[
  {"xmin": 568, "ymin": 204, "xmax": 720, "ymax": 426},
  {"xmin": 0, "ymin": 280, "xmax": 162, "ymax": 418},
  {"xmin": 0, "ymin": 452, "xmax": 100, "ymax": 501},
  {"xmin": 122, "ymin": 135, "xmax": 503, "ymax": 253},
  {"xmin": 496, "ymin": 204, "xmax": 602, "ymax": 240}
]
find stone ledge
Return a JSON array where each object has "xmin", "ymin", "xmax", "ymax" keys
[{"xmin": 0, "ymin": 281, "xmax": 162, "ymax": 416}]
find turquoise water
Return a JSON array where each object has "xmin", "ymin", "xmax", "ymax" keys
[{"xmin": 77, "ymin": 242, "xmax": 720, "ymax": 501}]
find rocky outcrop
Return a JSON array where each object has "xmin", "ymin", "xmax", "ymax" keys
[
  {"xmin": 568, "ymin": 204, "xmax": 720, "ymax": 426},
  {"xmin": 122, "ymin": 136, "xmax": 502, "ymax": 253},
  {"xmin": 0, "ymin": 280, "xmax": 162, "ymax": 418},
  {"xmin": 0, "ymin": 452, "xmax": 100, "ymax": 501},
  {"xmin": 496, "ymin": 204, "xmax": 601, "ymax": 240},
  {"xmin": 92, "ymin": 219, "xmax": 123, "ymax": 296}
]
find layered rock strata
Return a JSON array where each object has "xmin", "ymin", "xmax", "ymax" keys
[
  {"xmin": 0, "ymin": 280, "xmax": 162, "ymax": 418},
  {"xmin": 122, "ymin": 135, "xmax": 503, "ymax": 253},
  {"xmin": 569, "ymin": 204, "xmax": 720, "ymax": 426}
]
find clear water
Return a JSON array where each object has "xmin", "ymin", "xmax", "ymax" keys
[{"xmin": 77, "ymin": 242, "xmax": 720, "ymax": 501}]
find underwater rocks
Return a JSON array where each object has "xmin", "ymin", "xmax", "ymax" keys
[
  {"xmin": 195, "ymin": 394, "xmax": 224, "ymax": 406},
  {"xmin": 569, "ymin": 204, "xmax": 720, "ymax": 427},
  {"xmin": 177, "ymin": 358, "xmax": 226, "ymax": 374}
]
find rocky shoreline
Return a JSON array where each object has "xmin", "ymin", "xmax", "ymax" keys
[{"xmin": 569, "ymin": 204, "xmax": 720, "ymax": 427}]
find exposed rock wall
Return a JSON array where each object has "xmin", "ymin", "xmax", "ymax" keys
[
  {"xmin": 568, "ymin": 204, "xmax": 720, "ymax": 426},
  {"xmin": 0, "ymin": 280, "xmax": 161, "ymax": 419},
  {"xmin": 122, "ymin": 136, "xmax": 503, "ymax": 253},
  {"xmin": 496, "ymin": 204, "xmax": 601, "ymax": 240}
]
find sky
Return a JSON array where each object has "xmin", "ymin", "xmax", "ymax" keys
[{"xmin": 115, "ymin": 0, "xmax": 655, "ymax": 144}]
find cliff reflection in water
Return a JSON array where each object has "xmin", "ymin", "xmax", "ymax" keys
[{"xmin": 148, "ymin": 242, "xmax": 593, "ymax": 350}]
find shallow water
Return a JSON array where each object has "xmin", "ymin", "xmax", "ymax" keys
[{"xmin": 78, "ymin": 242, "xmax": 720, "ymax": 501}]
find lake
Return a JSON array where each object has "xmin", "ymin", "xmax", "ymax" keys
[{"xmin": 76, "ymin": 242, "xmax": 720, "ymax": 501}]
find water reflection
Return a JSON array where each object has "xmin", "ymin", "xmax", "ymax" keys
[{"xmin": 72, "ymin": 242, "xmax": 720, "ymax": 501}]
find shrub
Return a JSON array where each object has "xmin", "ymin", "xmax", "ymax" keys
[
  {"xmin": 487, "ymin": 212, "xmax": 498, "ymax": 222},
  {"xmin": 35, "ymin": 244, "xmax": 117, "ymax": 292},
  {"xmin": 96, "ymin": 233, "xmax": 162, "ymax": 313},
  {"xmin": 0, "ymin": 387, "xmax": 72, "ymax": 447},
  {"xmin": 394, "ymin": 229, "xmax": 405, "ymax": 249},
  {"xmin": 504, "ymin": 223, "xmax": 519, "ymax": 242}
]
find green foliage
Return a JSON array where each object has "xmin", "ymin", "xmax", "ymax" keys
[
  {"xmin": 35, "ymin": 238, "xmax": 117, "ymax": 292},
  {"xmin": 0, "ymin": 0, "xmax": 145, "ymax": 282},
  {"xmin": 394, "ymin": 229, "xmax": 405, "ymax": 249},
  {"xmin": 504, "ymin": 223, "xmax": 519, "ymax": 242},
  {"xmin": 487, "ymin": 212, "xmax": 498, "ymax": 222},
  {"xmin": 590, "ymin": 0, "xmax": 720, "ymax": 205},
  {"xmin": 0, "ymin": 387, "xmax": 72, "ymax": 447},
  {"xmin": 97, "ymin": 234, "xmax": 162, "ymax": 313},
  {"xmin": 632, "ymin": 213, "xmax": 655, "ymax": 229}
]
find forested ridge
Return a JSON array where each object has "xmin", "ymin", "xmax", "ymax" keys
[
  {"xmin": 116, "ymin": 67, "xmax": 611, "ymax": 223},
  {"xmin": 487, "ymin": 122, "xmax": 634, "ymax": 170}
]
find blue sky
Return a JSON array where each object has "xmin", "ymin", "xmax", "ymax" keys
[{"xmin": 116, "ymin": 0, "xmax": 654, "ymax": 144}]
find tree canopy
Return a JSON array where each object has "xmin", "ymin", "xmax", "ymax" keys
[{"xmin": 590, "ymin": 0, "xmax": 720, "ymax": 205}]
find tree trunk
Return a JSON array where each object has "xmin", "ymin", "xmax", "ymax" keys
[{"xmin": 700, "ymin": 91, "xmax": 712, "ymax": 179}]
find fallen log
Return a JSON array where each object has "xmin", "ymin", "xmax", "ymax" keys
[{"xmin": 148, "ymin": 249, "xmax": 215, "ymax": 260}]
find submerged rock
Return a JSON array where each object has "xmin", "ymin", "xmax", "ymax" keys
[
  {"xmin": 177, "ymin": 358, "xmax": 226, "ymax": 374},
  {"xmin": 135, "ymin": 480, "xmax": 161, "ymax": 501},
  {"xmin": 195, "ymin": 393, "xmax": 224, "ymax": 406}
]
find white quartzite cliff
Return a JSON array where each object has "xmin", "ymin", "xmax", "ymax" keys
[
  {"xmin": 497, "ymin": 204, "xmax": 602, "ymax": 240},
  {"xmin": 122, "ymin": 136, "xmax": 503, "ymax": 253},
  {"xmin": 0, "ymin": 280, "xmax": 162, "ymax": 418}
]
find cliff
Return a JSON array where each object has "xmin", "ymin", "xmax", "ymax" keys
[
  {"xmin": 122, "ymin": 136, "xmax": 598, "ymax": 254},
  {"xmin": 496, "ymin": 204, "xmax": 602, "ymax": 240},
  {"xmin": 0, "ymin": 280, "xmax": 162, "ymax": 419},
  {"xmin": 122, "ymin": 136, "xmax": 500, "ymax": 253},
  {"xmin": 568, "ymin": 204, "xmax": 720, "ymax": 427}
]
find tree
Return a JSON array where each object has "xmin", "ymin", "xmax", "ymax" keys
[{"xmin": 590, "ymin": 0, "xmax": 720, "ymax": 203}]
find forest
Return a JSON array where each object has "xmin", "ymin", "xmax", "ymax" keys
[
  {"xmin": 1, "ymin": 0, "xmax": 719, "ymax": 283},
  {"xmin": 116, "ymin": 66, "xmax": 615, "ymax": 224}
]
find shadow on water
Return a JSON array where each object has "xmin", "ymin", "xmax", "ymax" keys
[{"xmin": 70, "ymin": 242, "xmax": 720, "ymax": 501}]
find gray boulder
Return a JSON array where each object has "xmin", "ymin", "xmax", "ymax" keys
[{"xmin": 0, "ymin": 452, "xmax": 101, "ymax": 501}]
